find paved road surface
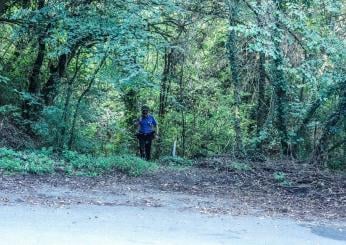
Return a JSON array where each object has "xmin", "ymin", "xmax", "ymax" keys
[{"xmin": 0, "ymin": 204, "xmax": 345, "ymax": 245}]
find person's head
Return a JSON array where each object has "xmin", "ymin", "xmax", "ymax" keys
[{"xmin": 141, "ymin": 105, "xmax": 150, "ymax": 116}]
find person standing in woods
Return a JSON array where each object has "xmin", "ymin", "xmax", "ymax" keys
[{"xmin": 135, "ymin": 105, "xmax": 158, "ymax": 161}]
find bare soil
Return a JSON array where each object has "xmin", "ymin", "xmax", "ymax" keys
[
  {"xmin": 0, "ymin": 117, "xmax": 36, "ymax": 149},
  {"xmin": 0, "ymin": 156, "xmax": 345, "ymax": 222}
]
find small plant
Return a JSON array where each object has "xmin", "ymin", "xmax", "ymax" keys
[
  {"xmin": 229, "ymin": 162, "xmax": 251, "ymax": 171},
  {"xmin": 105, "ymin": 155, "xmax": 158, "ymax": 176},
  {"xmin": 273, "ymin": 171, "xmax": 291, "ymax": 186},
  {"xmin": 159, "ymin": 156, "xmax": 193, "ymax": 167},
  {"xmin": 0, "ymin": 148, "xmax": 157, "ymax": 176},
  {"xmin": 22, "ymin": 152, "xmax": 54, "ymax": 174},
  {"xmin": 0, "ymin": 147, "xmax": 54, "ymax": 174},
  {"xmin": 62, "ymin": 150, "xmax": 157, "ymax": 176},
  {"xmin": 273, "ymin": 171, "xmax": 286, "ymax": 182}
]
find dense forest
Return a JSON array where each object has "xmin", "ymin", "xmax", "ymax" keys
[{"xmin": 0, "ymin": 0, "xmax": 345, "ymax": 169}]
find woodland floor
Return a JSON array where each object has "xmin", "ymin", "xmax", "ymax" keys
[{"xmin": 0, "ymin": 157, "xmax": 345, "ymax": 223}]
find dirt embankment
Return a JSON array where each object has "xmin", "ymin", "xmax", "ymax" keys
[
  {"xmin": 0, "ymin": 117, "xmax": 36, "ymax": 149},
  {"xmin": 0, "ymin": 156, "xmax": 345, "ymax": 222},
  {"xmin": 148, "ymin": 158, "xmax": 346, "ymax": 221}
]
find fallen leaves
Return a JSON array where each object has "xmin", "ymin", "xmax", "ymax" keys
[{"xmin": 0, "ymin": 158, "xmax": 344, "ymax": 222}]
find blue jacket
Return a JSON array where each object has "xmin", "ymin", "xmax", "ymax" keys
[{"xmin": 138, "ymin": 115, "xmax": 157, "ymax": 134}]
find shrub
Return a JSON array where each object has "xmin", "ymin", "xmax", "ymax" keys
[
  {"xmin": 327, "ymin": 157, "xmax": 345, "ymax": 171},
  {"xmin": 0, "ymin": 147, "xmax": 54, "ymax": 174},
  {"xmin": 0, "ymin": 148, "xmax": 157, "ymax": 176},
  {"xmin": 102, "ymin": 155, "xmax": 158, "ymax": 176},
  {"xmin": 62, "ymin": 150, "xmax": 157, "ymax": 176}
]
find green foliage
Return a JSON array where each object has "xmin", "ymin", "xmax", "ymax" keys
[
  {"xmin": 273, "ymin": 171, "xmax": 291, "ymax": 186},
  {"xmin": 107, "ymin": 155, "xmax": 158, "ymax": 176},
  {"xmin": 33, "ymin": 106, "xmax": 63, "ymax": 136},
  {"xmin": 0, "ymin": 148, "xmax": 157, "ymax": 176},
  {"xmin": 0, "ymin": 147, "xmax": 54, "ymax": 174},
  {"xmin": 0, "ymin": 0, "xmax": 345, "ymax": 167},
  {"xmin": 229, "ymin": 162, "xmax": 252, "ymax": 171},
  {"xmin": 0, "ymin": 105, "xmax": 18, "ymax": 116},
  {"xmin": 62, "ymin": 151, "xmax": 158, "ymax": 176},
  {"xmin": 159, "ymin": 156, "xmax": 193, "ymax": 167},
  {"xmin": 273, "ymin": 171, "xmax": 286, "ymax": 182},
  {"xmin": 327, "ymin": 158, "xmax": 346, "ymax": 171}
]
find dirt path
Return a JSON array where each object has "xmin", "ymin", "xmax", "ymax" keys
[{"xmin": 0, "ymin": 168, "xmax": 345, "ymax": 244}]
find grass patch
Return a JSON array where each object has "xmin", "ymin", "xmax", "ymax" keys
[{"xmin": 0, "ymin": 147, "xmax": 157, "ymax": 176}]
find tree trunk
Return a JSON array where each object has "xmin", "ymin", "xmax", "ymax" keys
[
  {"xmin": 42, "ymin": 54, "xmax": 67, "ymax": 106},
  {"xmin": 157, "ymin": 48, "xmax": 175, "ymax": 157},
  {"xmin": 314, "ymin": 87, "xmax": 346, "ymax": 162},
  {"xmin": 255, "ymin": 0, "xmax": 267, "ymax": 151},
  {"xmin": 58, "ymin": 52, "xmax": 82, "ymax": 150},
  {"xmin": 159, "ymin": 48, "xmax": 174, "ymax": 120},
  {"xmin": 68, "ymin": 53, "xmax": 107, "ymax": 150},
  {"xmin": 227, "ymin": 0, "xmax": 244, "ymax": 156},
  {"xmin": 22, "ymin": 0, "xmax": 48, "ymax": 121},
  {"xmin": 179, "ymin": 55, "xmax": 186, "ymax": 157},
  {"xmin": 123, "ymin": 88, "xmax": 139, "ymax": 132},
  {"xmin": 293, "ymin": 86, "xmax": 335, "ymax": 156},
  {"xmin": 272, "ymin": 55, "xmax": 289, "ymax": 155},
  {"xmin": 272, "ymin": 1, "xmax": 289, "ymax": 155}
]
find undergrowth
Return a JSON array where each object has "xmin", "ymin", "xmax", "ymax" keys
[
  {"xmin": 229, "ymin": 162, "xmax": 252, "ymax": 171},
  {"xmin": 0, "ymin": 148, "xmax": 54, "ymax": 174},
  {"xmin": 0, "ymin": 147, "xmax": 157, "ymax": 176},
  {"xmin": 158, "ymin": 156, "xmax": 193, "ymax": 167}
]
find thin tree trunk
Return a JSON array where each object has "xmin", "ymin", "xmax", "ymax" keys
[
  {"xmin": 159, "ymin": 48, "xmax": 173, "ymax": 120},
  {"xmin": 227, "ymin": 0, "xmax": 244, "ymax": 156},
  {"xmin": 293, "ymin": 86, "xmax": 335, "ymax": 156},
  {"xmin": 27, "ymin": 0, "xmax": 46, "ymax": 95},
  {"xmin": 42, "ymin": 37, "xmax": 89, "ymax": 107},
  {"xmin": 272, "ymin": 55, "xmax": 289, "ymax": 155},
  {"xmin": 123, "ymin": 88, "xmax": 138, "ymax": 131},
  {"xmin": 58, "ymin": 52, "xmax": 82, "ymax": 150},
  {"xmin": 22, "ymin": 0, "xmax": 48, "ymax": 121},
  {"xmin": 179, "ymin": 55, "xmax": 186, "ymax": 157},
  {"xmin": 157, "ymin": 48, "xmax": 174, "ymax": 157},
  {"xmin": 255, "ymin": 0, "xmax": 267, "ymax": 151},
  {"xmin": 68, "ymin": 52, "xmax": 108, "ymax": 150},
  {"xmin": 42, "ymin": 54, "xmax": 67, "ymax": 106},
  {"xmin": 272, "ymin": 1, "xmax": 289, "ymax": 155},
  {"xmin": 313, "ymin": 87, "xmax": 346, "ymax": 162}
]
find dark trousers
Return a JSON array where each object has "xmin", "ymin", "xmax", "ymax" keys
[{"xmin": 137, "ymin": 133, "xmax": 154, "ymax": 161}]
